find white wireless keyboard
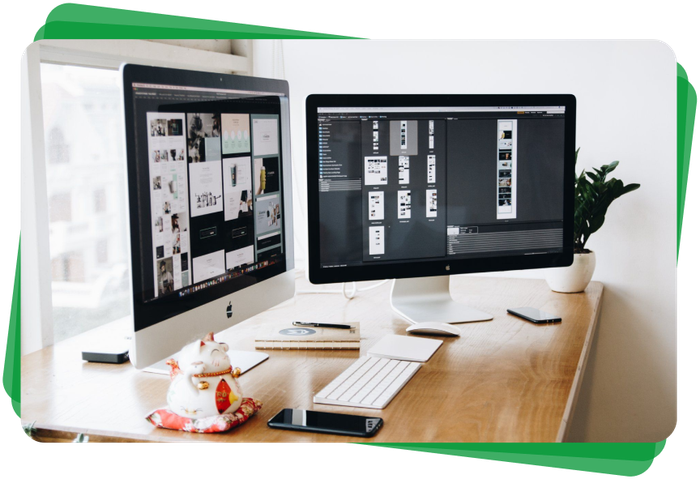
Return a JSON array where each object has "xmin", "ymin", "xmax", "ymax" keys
[{"xmin": 313, "ymin": 355, "xmax": 421, "ymax": 409}]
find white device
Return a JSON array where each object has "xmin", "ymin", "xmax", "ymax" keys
[
  {"xmin": 406, "ymin": 321, "xmax": 461, "ymax": 337},
  {"xmin": 121, "ymin": 64, "xmax": 295, "ymax": 369},
  {"xmin": 313, "ymin": 355, "xmax": 421, "ymax": 409}
]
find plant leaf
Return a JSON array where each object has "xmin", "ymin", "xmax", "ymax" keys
[
  {"xmin": 573, "ymin": 155, "xmax": 640, "ymax": 248},
  {"xmin": 589, "ymin": 215, "xmax": 606, "ymax": 235}
]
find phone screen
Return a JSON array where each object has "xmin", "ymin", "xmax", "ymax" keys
[{"xmin": 268, "ymin": 409, "xmax": 383, "ymax": 437}]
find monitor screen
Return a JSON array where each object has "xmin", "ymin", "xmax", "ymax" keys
[
  {"xmin": 306, "ymin": 95, "xmax": 575, "ymax": 283},
  {"xmin": 124, "ymin": 67, "xmax": 289, "ymax": 331}
]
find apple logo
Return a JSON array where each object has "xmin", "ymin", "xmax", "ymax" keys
[
  {"xmin": 226, "ymin": 301, "xmax": 232, "ymax": 318},
  {"xmin": 445, "ymin": 265, "xmax": 451, "ymax": 271}
]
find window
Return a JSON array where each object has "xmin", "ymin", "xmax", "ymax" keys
[
  {"xmin": 41, "ymin": 63, "xmax": 131, "ymax": 342},
  {"xmin": 46, "ymin": 127, "xmax": 70, "ymax": 164},
  {"xmin": 23, "ymin": 40, "xmax": 254, "ymax": 352}
]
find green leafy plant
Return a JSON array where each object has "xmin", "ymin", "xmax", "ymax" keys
[{"xmin": 574, "ymin": 149, "xmax": 640, "ymax": 253}]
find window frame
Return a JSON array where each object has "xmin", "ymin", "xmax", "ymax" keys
[{"xmin": 21, "ymin": 40, "xmax": 253, "ymax": 354}]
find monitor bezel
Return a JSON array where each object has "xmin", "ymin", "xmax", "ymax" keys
[
  {"xmin": 306, "ymin": 94, "xmax": 576, "ymax": 284},
  {"xmin": 122, "ymin": 64, "xmax": 294, "ymax": 332}
]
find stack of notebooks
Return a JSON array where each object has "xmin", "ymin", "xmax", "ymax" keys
[{"xmin": 255, "ymin": 322, "xmax": 360, "ymax": 350}]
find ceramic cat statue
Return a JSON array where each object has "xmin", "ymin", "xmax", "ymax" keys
[{"xmin": 166, "ymin": 333, "xmax": 244, "ymax": 419}]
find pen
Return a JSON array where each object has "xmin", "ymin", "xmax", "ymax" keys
[{"xmin": 293, "ymin": 321, "xmax": 352, "ymax": 329}]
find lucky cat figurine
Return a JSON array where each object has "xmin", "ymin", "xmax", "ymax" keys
[{"xmin": 166, "ymin": 333, "xmax": 244, "ymax": 419}]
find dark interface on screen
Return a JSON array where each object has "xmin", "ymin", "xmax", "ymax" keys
[{"xmin": 315, "ymin": 106, "xmax": 566, "ymax": 269}]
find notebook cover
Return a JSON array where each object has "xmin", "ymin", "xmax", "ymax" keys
[{"xmin": 254, "ymin": 322, "xmax": 360, "ymax": 350}]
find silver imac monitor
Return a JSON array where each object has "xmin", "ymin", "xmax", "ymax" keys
[
  {"xmin": 121, "ymin": 64, "xmax": 294, "ymax": 369},
  {"xmin": 306, "ymin": 95, "xmax": 576, "ymax": 324}
]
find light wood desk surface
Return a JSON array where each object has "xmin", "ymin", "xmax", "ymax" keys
[{"xmin": 22, "ymin": 275, "xmax": 603, "ymax": 443}]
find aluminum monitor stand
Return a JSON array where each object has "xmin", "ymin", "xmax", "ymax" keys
[{"xmin": 390, "ymin": 276, "xmax": 494, "ymax": 324}]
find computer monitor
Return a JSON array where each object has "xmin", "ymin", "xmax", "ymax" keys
[
  {"xmin": 121, "ymin": 64, "xmax": 294, "ymax": 368},
  {"xmin": 306, "ymin": 95, "xmax": 575, "ymax": 324}
]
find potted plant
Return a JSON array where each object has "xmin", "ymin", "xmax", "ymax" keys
[{"xmin": 546, "ymin": 149, "xmax": 640, "ymax": 293}]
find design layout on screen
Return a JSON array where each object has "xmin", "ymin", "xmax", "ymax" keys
[
  {"xmin": 133, "ymin": 83, "xmax": 285, "ymax": 302},
  {"xmin": 315, "ymin": 104, "xmax": 566, "ymax": 268}
]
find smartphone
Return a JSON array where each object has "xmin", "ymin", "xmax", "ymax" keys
[
  {"xmin": 268, "ymin": 408, "xmax": 383, "ymax": 438},
  {"xmin": 507, "ymin": 307, "xmax": 562, "ymax": 324}
]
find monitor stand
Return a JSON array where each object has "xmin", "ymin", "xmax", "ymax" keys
[{"xmin": 390, "ymin": 276, "xmax": 494, "ymax": 324}]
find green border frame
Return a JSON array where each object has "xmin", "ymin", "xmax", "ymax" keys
[{"xmin": 5, "ymin": 4, "xmax": 695, "ymax": 475}]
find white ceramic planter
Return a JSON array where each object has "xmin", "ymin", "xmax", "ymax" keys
[{"xmin": 546, "ymin": 251, "xmax": 596, "ymax": 293}]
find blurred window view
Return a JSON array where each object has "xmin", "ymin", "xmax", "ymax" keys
[{"xmin": 41, "ymin": 63, "xmax": 131, "ymax": 342}]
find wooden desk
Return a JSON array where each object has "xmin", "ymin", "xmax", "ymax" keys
[{"xmin": 22, "ymin": 275, "xmax": 603, "ymax": 443}]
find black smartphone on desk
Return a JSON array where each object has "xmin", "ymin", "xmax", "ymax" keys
[
  {"xmin": 507, "ymin": 307, "xmax": 562, "ymax": 324},
  {"xmin": 268, "ymin": 408, "xmax": 383, "ymax": 437}
]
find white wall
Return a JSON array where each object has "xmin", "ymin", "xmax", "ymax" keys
[{"xmin": 278, "ymin": 40, "xmax": 676, "ymax": 442}]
